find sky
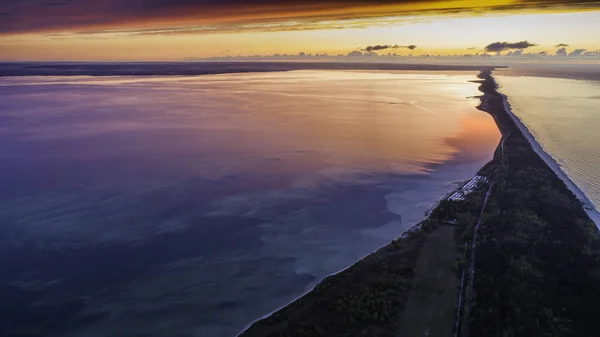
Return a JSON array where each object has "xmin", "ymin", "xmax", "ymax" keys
[{"xmin": 1, "ymin": 0, "xmax": 600, "ymax": 61}]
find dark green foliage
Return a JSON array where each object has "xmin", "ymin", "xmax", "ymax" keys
[{"xmin": 240, "ymin": 232, "xmax": 427, "ymax": 337}]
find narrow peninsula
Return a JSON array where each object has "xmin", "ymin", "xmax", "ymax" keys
[{"xmin": 240, "ymin": 70, "xmax": 600, "ymax": 337}]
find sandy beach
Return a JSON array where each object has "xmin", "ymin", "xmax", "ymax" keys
[{"xmin": 491, "ymin": 74, "xmax": 600, "ymax": 227}]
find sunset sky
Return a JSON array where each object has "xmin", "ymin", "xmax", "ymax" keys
[{"xmin": 1, "ymin": 0, "xmax": 600, "ymax": 61}]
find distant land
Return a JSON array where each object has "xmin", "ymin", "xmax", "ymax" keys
[
  {"xmin": 3, "ymin": 61, "xmax": 600, "ymax": 81},
  {"xmin": 0, "ymin": 62, "xmax": 492, "ymax": 77}
]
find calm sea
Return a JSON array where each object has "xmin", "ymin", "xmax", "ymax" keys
[
  {"xmin": 495, "ymin": 74, "xmax": 600, "ymax": 211},
  {"xmin": 0, "ymin": 70, "xmax": 499, "ymax": 337}
]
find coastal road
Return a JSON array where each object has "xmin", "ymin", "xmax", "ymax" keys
[
  {"xmin": 500, "ymin": 132, "xmax": 510, "ymax": 166},
  {"xmin": 455, "ymin": 79, "xmax": 507, "ymax": 337},
  {"xmin": 453, "ymin": 243, "xmax": 468, "ymax": 337},
  {"xmin": 461, "ymin": 181, "xmax": 494, "ymax": 337}
]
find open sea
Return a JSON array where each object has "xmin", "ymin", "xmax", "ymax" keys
[
  {"xmin": 495, "ymin": 73, "xmax": 600, "ymax": 212},
  {"xmin": 0, "ymin": 70, "xmax": 499, "ymax": 337}
]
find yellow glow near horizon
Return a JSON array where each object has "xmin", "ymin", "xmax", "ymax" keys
[{"xmin": 1, "ymin": 11, "xmax": 599, "ymax": 61}]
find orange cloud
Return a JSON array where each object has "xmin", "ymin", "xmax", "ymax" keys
[{"xmin": 1, "ymin": 0, "xmax": 599, "ymax": 35}]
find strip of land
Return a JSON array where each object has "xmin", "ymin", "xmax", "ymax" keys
[
  {"xmin": 0, "ymin": 62, "xmax": 493, "ymax": 77},
  {"xmin": 240, "ymin": 69, "xmax": 600, "ymax": 337},
  {"xmin": 466, "ymin": 71, "xmax": 600, "ymax": 337}
]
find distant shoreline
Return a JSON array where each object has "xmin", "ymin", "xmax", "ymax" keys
[
  {"xmin": 0, "ymin": 61, "xmax": 493, "ymax": 77},
  {"xmin": 491, "ymin": 75, "xmax": 600, "ymax": 227}
]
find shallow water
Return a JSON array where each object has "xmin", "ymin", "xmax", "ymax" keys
[
  {"xmin": 495, "ymin": 74, "xmax": 600, "ymax": 210},
  {"xmin": 0, "ymin": 70, "xmax": 499, "ymax": 337}
]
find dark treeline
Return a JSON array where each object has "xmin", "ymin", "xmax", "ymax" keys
[
  {"xmin": 239, "ymin": 223, "xmax": 426, "ymax": 337},
  {"xmin": 0, "ymin": 62, "xmax": 490, "ymax": 77}
]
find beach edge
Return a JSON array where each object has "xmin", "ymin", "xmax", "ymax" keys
[{"xmin": 490, "ymin": 73, "xmax": 600, "ymax": 228}]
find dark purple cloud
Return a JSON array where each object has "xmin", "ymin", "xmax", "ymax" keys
[
  {"xmin": 364, "ymin": 44, "xmax": 416, "ymax": 52},
  {"xmin": 555, "ymin": 43, "xmax": 570, "ymax": 47},
  {"xmin": 365, "ymin": 45, "xmax": 392, "ymax": 52},
  {"xmin": 484, "ymin": 41, "xmax": 537, "ymax": 52},
  {"xmin": 1, "ymin": 0, "xmax": 600, "ymax": 34}
]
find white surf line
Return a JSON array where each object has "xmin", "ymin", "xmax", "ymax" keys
[{"xmin": 490, "ymin": 74, "xmax": 600, "ymax": 228}]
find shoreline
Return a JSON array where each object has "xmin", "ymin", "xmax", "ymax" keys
[
  {"xmin": 490, "ymin": 74, "xmax": 600, "ymax": 227},
  {"xmin": 0, "ymin": 61, "xmax": 492, "ymax": 77},
  {"xmin": 235, "ymin": 254, "xmax": 359, "ymax": 336}
]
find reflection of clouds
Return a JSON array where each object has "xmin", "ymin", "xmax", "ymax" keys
[
  {"xmin": 8, "ymin": 278, "xmax": 61, "ymax": 292},
  {"xmin": 0, "ymin": 70, "xmax": 501, "ymax": 336},
  {"xmin": 291, "ymin": 166, "xmax": 372, "ymax": 189},
  {"xmin": 0, "ymin": 175, "xmax": 260, "ymax": 247},
  {"xmin": 2, "ymin": 172, "xmax": 474, "ymax": 336},
  {"xmin": 444, "ymin": 109, "xmax": 502, "ymax": 164},
  {"xmin": 206, "ymin": 189, "xmax": 308, "ymax": 217},
  {"xmin": 0, "ymin": 70, "xmax": 498, "ymax": 248}
]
